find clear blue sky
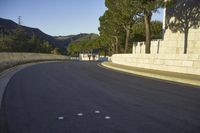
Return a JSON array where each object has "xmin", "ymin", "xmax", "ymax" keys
[{"xmin": 0, "ymin": 0, "xmax": 163, "ymax": 36}]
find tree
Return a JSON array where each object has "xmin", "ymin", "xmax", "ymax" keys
[
  {"xmin": 99, "ymin": 9, "xmax": 123, "ymax": 54},
  {"xmin": 167, "ymin": 0, "xmax": 200, "ymax": 54},
  {"xmin": 66, "ymin": 36, "xmax": 111, "ymax": 56},
  {"xmin": 0, "ymin": 33, "xmax": 14, "ymax": 52},
  {"xmin": 95, "ymin": 37, "xmax": 109, "ymax": 56},
  {"xmin": 151, "ymin": 21, "xmax": 163, "ymax": 39},
  {"xmin": 27, "ymin": 34, "xmax": 54, "ymax": 53},
  {"xmin": 67, "ymin": 42, "xmax": 80, "ymax": 56},
  {"xmin": 52, "ymin": 48, "xmax": 61, "ymax": 55},
  {"xmin": 131, "ymin": 0, "xmax": 164, "ymax": 53},
  {"xmin": 131, "ymin": 21, "xmax": 162, "ymax": 42},
  {"xmin": 41, "ymin": 41, "xmax": 54, "ymax": 53},
  {"xmin": 99, "ymin": 0, "xmax": 165, "ymax": 54},
  {"xmin": 0, "ymin": 27, "xmax": 54, "ymax": 53},
  {"xmin": 105, "ymin": 0, "xmax": 139, "ymax": 53},
  {"xmin": 12, "ymin": 26, "xmax": 30, "ymax": 52}
]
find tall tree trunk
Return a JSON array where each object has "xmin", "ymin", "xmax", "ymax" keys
[
  {"xmin": 124, "ymin": 26, "xmax": 130, "ymax": 53},
  {"xmin": 144, "ymin": 12, "xmax": 152, "ymax": 54},
  {"xmin": 108, "ymin": 47, "xmax": 111, "ymax": 56},
  {"xmin": 184, "ymin": 29, "xmax": 189, "ymax": 54},
  {"xmin": 114, "ymin": 36, "xmax": 119, "ymax": 54},
  {"xmin": 111, "ymin": 43, "xmax": 115, "ymax": 55},
  {"xmin": 104, "ymin": 48, "xmax": 107, "ymax": 57},
  {"xmin": 119, "ymin": 43, "xmax": 122, "ymax": 53},
  {"xmin": 98, "ymin": 48, "xmax": 101, "ymax": 57}
]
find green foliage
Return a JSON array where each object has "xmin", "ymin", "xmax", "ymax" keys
[
  {"xmin": 151, "ymin": 21, "xmax": 163, "ymax": 39},
  {"xmin": 104, "ymin": 0, "xmax": 140, "ymax": 53},
  {"xmin": 99, "ymin": 10, "xmax": 122, "ymax": 54},
  {"xmin": 130, "ymin": 0, "xmax": 164, "ymax": 53},
  {"xmin": 52, "ymin": 48, "xmax": 62, "ymax": 55},
  {"xmin": 99, "ymin": 0, "xmax": 165, "ymax": 54},
  {"xmin": 0, "ymin": 26, "xmax": 54, "ymax": 53},
  {"xmin": 0, "ymin": 32, "xmax": 13, "ymax": 52},
  {"xmin": 66, "ymin": 37, "xmax": 110, "ymax": 56},
  {"xmin": 131, "ymin": 20, "xmax": 162, "ymax": 41},
  {"xmin": 67, "ymin": 0, "xmax": 164, "ymax": 55}
]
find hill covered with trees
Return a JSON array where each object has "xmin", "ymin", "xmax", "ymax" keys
[{"xmin": 0, "ymin": 18, "xmax": 98, "ymax": 54}]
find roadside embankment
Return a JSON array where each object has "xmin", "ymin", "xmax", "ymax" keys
[
  {"xmin": 102, "ymin": 62, "xmax": 200, "ymax": 87},
  {"xmin": 0, "ymin": 52, "xmax": 69, "ymax": 73}
]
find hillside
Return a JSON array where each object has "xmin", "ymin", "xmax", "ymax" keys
[
  {"xmin": 54, "ymin": 33, "xmax": 99, "ymax": 48},
  {"xmin": 0, "ymin": 18, "xmax": 98, "ymax": 50}
]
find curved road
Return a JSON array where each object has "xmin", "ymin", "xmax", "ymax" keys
[{"xmin": 0, "ymin": 61, "xmax": 200, "ymax": 133}]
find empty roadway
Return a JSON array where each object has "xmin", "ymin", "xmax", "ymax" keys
[{"xmin": 0, "ymin": 61, "xmax": 200, "ymax": 133}]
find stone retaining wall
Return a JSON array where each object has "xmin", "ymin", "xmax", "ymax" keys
[
  {"xmin": 112, "ymin": 54, "xmax": 200, "ymax": 75},
  {"xmin": 133, "ymin": 28, "xmax": 200, "ymax": 54}
]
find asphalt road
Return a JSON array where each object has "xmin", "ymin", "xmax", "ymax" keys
[{"xmin": 0, "ymin": 61, "xmax": 200, "ymax": 133}]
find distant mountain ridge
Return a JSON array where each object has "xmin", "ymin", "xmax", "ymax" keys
[{"xmin": 0, "ymin": 18, "xmax": 98, "ymax": 50}]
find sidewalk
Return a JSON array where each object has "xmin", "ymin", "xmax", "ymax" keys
[{"xmin": 101, "ymin": 62, "xmax": 200, "ymax": 87}]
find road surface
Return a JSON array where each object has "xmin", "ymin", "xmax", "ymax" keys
[{"xmin": 0, "ymin": 61, "xmax": 200, "ymax": 133}]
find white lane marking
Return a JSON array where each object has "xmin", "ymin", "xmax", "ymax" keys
[
  {"xmin": 95, "ymin": 110, "xmax": 100, "ymax": 114},
  {"xmin": 105, "ymin": 116, "xmax": 111, "ymax": 120},
  {"xmin": 57, "ymin": 116, "xmax": 64, "ymax": 120},
  {"xmin": 77, "ymin": 113, "xmax": 83, "ymax": 116}
]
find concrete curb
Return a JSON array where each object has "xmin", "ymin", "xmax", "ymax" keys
[
  {"xmin": 101, "ymin": 62, "xmax": 200, "ymax": 87},
  {"xmin": 0, "ymin": 61, "xmax": 65, "ymax": 108}
]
